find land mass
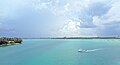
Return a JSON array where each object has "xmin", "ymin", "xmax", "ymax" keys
[
  {"xmin": 0, "ymin": 37, "xmax": 22, "ymax": 46},
  {"xmin": 23, "ymin": 36, "xmax": 120, "ymax": 39},
  {"xmin": 51, "ymin": 37, "xmax": 120, "ymax": 39}
]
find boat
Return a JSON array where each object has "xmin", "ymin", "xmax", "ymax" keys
[{"xmin": 78, "ymin": 49, "xmax": 87, "ymax": 52}]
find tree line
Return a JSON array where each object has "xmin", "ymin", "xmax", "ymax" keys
[{"xmin": 0, "ymin": 37, "xmax": 22, "ymax": 46}]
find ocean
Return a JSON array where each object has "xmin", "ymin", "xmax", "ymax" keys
[{"xmin": 0, "ymin": 39, "xmax": 120, "ymax": 65}]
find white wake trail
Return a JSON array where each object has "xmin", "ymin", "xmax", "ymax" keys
[{"xmin": 85, "ymin": 48, "xmax": 103, "ymax": 52}]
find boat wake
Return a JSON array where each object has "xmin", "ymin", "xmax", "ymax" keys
[
  {"xmin": 85, "ymin": 48, "xmax": 103, "ymax": 52},
  {"xmin": 78, "ymin": 48, "xmax": 103, "ymax": 53}
]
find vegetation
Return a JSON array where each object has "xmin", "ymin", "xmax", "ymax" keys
[
  {"xmin": 0, "ymin": 37, "xmax": 22, "ymax": 46},
  {"xmin": 51, "ymin": 37, "xmax": 120, "ymax": 39}
]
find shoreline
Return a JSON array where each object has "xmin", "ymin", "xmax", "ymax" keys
[
  {"xmin": 0, "ymin": 37, "xmax": 22, "ymax": 46},
  {"xmin": 22, "ymin": 37, "xmax": 120, "ymax": 39}
]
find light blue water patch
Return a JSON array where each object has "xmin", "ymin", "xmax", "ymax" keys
[{"xmin": 0, "ymin": 39, "xmax": 120, "ymax": 65}]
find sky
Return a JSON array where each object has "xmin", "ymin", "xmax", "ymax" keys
[{"xmin": 0, "ymin": 0, "xmax": 120, "ymax": 38}]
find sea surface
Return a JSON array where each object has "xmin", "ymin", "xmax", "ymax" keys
[{"xmin": 0, "ymin": 39, "xmax": 120, "ymax": 65}]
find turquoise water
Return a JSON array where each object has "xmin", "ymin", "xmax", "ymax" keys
[{"xmin": 0, "ymin": 39, "xmax": 120, "ymax": 65}]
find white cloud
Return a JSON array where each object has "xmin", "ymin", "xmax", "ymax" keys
[
  {"xmin": 32, "ymin": 1, "xmax": 50, "ymax": 10},
  {"xmin": 103, "ymin": 1, "xmax": 120, "ymax": 23},
  {"xmin": 91, "ymin": 0, "xmax": 120, "ymax": 26},
  {"xmin": 47, "ymin": 0, "xmax": 120, "ymax": 36},
  {"xmin": 54, "ymin": 19, "xmax": 97, "ymax": 37},
  {"xmin": 1, "ymin": 0, "xmax": 120, "ymax": 37},
  {"xmin": 55, "ymin": 19, "xmax": 80, "ymax": 36},
  {"xmin": 92, "ymin": 16, "xmax": 103, "ymax": 26}
]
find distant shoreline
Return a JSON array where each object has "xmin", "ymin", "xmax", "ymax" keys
[{"xmin": 22, "ymin": 37, "xmax": 120, "ymax": 39}]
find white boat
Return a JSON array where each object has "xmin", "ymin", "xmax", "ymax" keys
[{"xmin": 78, "ymin": 49, "xmax": 87, "ymax": 52}]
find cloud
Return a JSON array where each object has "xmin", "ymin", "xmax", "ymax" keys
[
  {"xmin": 0, "ymin": 23, "xmax": 3, "ymax": 28},
  {"xmin": 94, "ymin": 23, "xmax": 120, "ymax": 36},
  {"xmin": 90, "ymin": 0, "xmax": 120, "ymax": 36},
  {"xmin": 53, "ymin": 0, "xmax": 110, "ymax": 36},
  {"xmin": 0, "ymin": 0, "xmax": 120, "ymax": 37},
  {"xmin": 92, "ymin": 0, "xmax": 120, "ymax": 25},
  {"xmin": 103, "ymin": 1, "xmax": 120, "ymax": 24},
  {"xmin": 55, "ymin": 20, "xmax": 80, "ymax": 36},
  {"xmin": 50, "ymin": 0, "xmax": 112, "ymax": 36}
]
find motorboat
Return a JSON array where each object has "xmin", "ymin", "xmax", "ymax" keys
[{"xmin": 78, "ymin": 49, "xmax": 87, "ymax": 52}]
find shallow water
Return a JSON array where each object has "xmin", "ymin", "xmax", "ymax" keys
[{"xmin": 0, "ymin": 39, "xmax": 120, "ymax": 65}]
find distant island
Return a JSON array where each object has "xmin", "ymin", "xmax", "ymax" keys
[
  {"xmin": 31, "ymin": 36, "xmax": 120, "ymax": 39},
  {"xmin": 0, "ymin": 37, "xmax": 22, "ymax": 46},
  {"xmin": 50, "ymin": 37, "xmax": 120, "ymax": 39},
  {"xmin": 23, "ymin": 36, "xmax": 120, "ymax": 39}
]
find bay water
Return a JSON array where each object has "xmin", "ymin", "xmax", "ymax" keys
[{"xmin": 0, "ymin": 39, "xmax": 120, "ymax": 65}]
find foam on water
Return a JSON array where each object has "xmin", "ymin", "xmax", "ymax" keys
[
  {"xmin": 85, "ymin": 48, "xmax": 103, "ymax": 52},
  {"xmin": 78, "ymin": 48, "xmax": 104, "ymax": 53}
]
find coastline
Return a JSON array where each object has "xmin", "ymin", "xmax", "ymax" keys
[
  {"xmin": 22, "ymin": 37, "xmax": 120, "ymax": 39},
  {"xmin": 0, "ymin": 37, "xmax": 22, "ymax": 46}
]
